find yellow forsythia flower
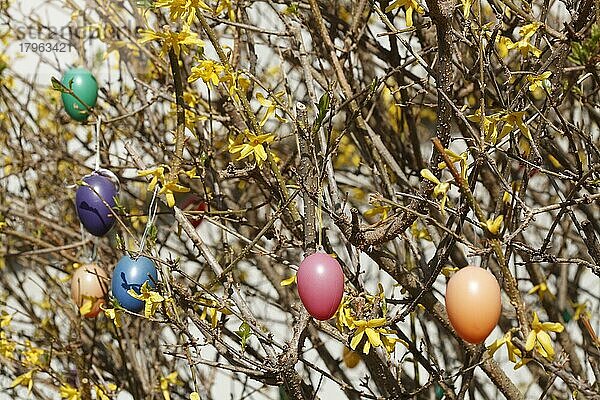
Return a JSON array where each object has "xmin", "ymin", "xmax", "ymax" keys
[
  {"xmin": 188, "ymin": 59, "xmax": 224, "ymax": 86},
  {"xmin": 228, "ymin": 130, "xmax": 276, "ymax": 166},
  {"xmin": 527, "ymin": 71, "xmax": 552, "ymax": 92},
  {"xmin": 256, "ymin": 91, "xmax": 286, "ymax": 126},
  {"xmin": 103, "ymin": 306, "xmax": 123, "ymax": 328},
  {"xmin": 528, "ymin": 281, "xmax": 555, "ymax": 301},
  {"xmin": 500, "ymin": 22, "xmax": 542, "ymax": 58},
  {"xmin": 127, "ymin": 281, "xmax": 165, "ymax": 318},
  {"xmin": 280, "ymin": 275, "xmax": 297, "ymax": 286},
  {"xmin": 485, "ymin": 215, "xmax": 504, "ymax": 235},
  {"xmin": 160, "ymin": 371, "xmax": 180, "ymax": 400},
  {"xmin": 11, "ymin": 370, "xmax": 35, "ymax": 394},
  {"xmin": 525, "ymin": 312, "xmax": 564, "ymax": 359},
  {"xmin": 384, "ymin": 0, "xmax": 424, "ymax": 27},
  {"xmin": 154, "ymin": 0, "xmax": 211, "ymax": 25},
  {"xmin": 421, "ymin": 169, "xmax": 450, "ymax": 213},
  {"xmin": 159, "ymin": 179, "xmax": 190, "ymax": 208},
  {"xmin": 488, "ymin": 331, "xmax": 522, "ymax": 363},
  {"xmin": 138, "ymin": 25, "xmax": 204, "ymax": 57},
  {"xmin": 60, "ymin": 383, "xmax": 82, "ymax": 400}
]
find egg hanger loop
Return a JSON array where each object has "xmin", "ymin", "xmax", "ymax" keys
[
  {"xmin": 94, "ymin": 116, "xmax": 102, "ymax": 172},
  {"xmin": 315, "ymin": 180, "xmax": 325, "ymax": 254},
  {"xmin": 80, "ymin": 215, "xmax": 99, "ymax": 263},
  {"xmin": 79, "ymin": 223, "xmax": 89, "ymax": 258},
  {"xmin": 88, "ymin": 238, "xmax": 98, "ymax": 263},
  {"xmin": 137, "ymin": 185, "xmax": 160, "ymax": 259},
  {"xmin": 90, "ymin": 116, "xmax": 121, "ymax": 193}
]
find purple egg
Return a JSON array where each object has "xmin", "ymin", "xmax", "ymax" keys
[{"xmin": 75, "ymin": 172, "xmax": 118, "ymax": 236}]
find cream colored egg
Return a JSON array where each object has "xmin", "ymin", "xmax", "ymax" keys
[{"xmin": 70, "ymin": 263, "xmax": 109, "ymax": 318}]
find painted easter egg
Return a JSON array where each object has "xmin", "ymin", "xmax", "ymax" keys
[
  {"xmin": 180, "ymin": 195, "xmax": 207, "ymax": 228},
  {"xmin": 343, "ymin": 347, "xmax": 360, "ymax": 368},
  {"xmin": 61, "ymin": 67, "xmax": 98, "ymax": 121},
  {"xmin": 445, "ymin": 266, "xmax": 501, "ymax": 344},
  {"xmin": 71, "ymin": 263, "xmax": 109, "ymax": 318},
  {"xmin": 297, "ymin": 252, "xmax": 344, "ymax": 320},
  {"xmin": 111, "ymin": 255, "xmax": 158, "ymax": 312},
  {"xmin": 75, "ymin": 172, "xmax": 119, "ymax": 237},
  {"xmin": 95, "ymin": 168, "xmax": 121, "ymax": 192}
]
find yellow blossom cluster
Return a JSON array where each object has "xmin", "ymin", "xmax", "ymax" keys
[
  {"xmin": 228, "ymin": 130, "xmax": 276, "ymax": 166},
  {"xmin": 138, "ymin": 165, "xmax": 199, "ymax": 207},
  {"xmin": 188, "ymin": 59, "xmax": 225, "ymax": 87},
  {"xmin": 489, "ymin": 312, "xmax": 565, "ymax": 369},
  {"xmin": 384, "ymin": 0, "xmax": 424, "ymax": 28},
  {"xmin": 525, "ymin": 312, "xmax": 564, "ymax": 359},
  {"xmin": 139, "ymin": 25, "xmax": 204, "ymax": 57},
  {"xmin": 59, "ymin": 382, "xmax": 116, "ymax": 400},
  {"xmin": 197, "ymin": 297, "xmax": 231, "ymax": 328},
  {"xmin": 336, "ymin": 287, "xmax": 407, "ymax": 356},
  {"xmin": 498, "ymin": 23, "xmax": 543, "ymax": 58},
  {"xmin": 467, "ymin": 107, "xmax": 531, "ymax": 145},
  {"xmin": 155, "ymin": 0, "xmax": 211, "ymax": 25},
  {"xmin": 364, "ymin": 199, "xmax": 392, "ymax": 222},
  {"xmin": 421, "ymin": 168, "xmax": 451, "ymax": 213},
  {"xmin": 128, "ymin": 281, "xmax": 169, "ymax": 318}
]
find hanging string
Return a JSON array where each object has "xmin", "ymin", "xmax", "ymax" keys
[
  {"xmin": 88, "ymin": 117, "xmax": 102, "ymax": 260},
  {"xmin": 316, "ymin": 180, "xmax": 324, "ymax": 253},
  {"xmin": 94, "ymin": 116, "xmax": 102, "ymax": 171},
  {"xmin": 314, "ymin": 130, "xmax": 325, "ymax": 253},
  {"xmin": 138, "ymin": 185, "xmax": 160, "ymax": 258},
  {"xmin": 79, "ymin": 222, "xmax": 88, "ymax": 258},
  {"xmin": 90, "ymin": 237, "xmax": 98, "ymax": 262}
]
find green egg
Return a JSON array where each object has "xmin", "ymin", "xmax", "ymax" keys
[
  {"xmin": 435, "ymin": 384, "xmax": 444, "ymax": 399},
  {"xmin": 60, "ymin": 68, "xmax": 98, "ymax": 122}
]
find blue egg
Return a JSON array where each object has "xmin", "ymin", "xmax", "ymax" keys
[{"xmin": 111, "ymin": 255, "xmax": 158, "ymax": 312}]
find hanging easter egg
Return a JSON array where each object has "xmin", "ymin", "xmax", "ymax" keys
[
  {"xmin": 562, "ymin": 309, "xmax": 571, "ymax": 323},
  {"xmin": 71, "ymin": 263, "xmax": 109, "ymax": 318},
  {"xmin": 343, "ymin": 347, "xmax": 360, "ymax": 368},
  {"xmin": 111, "ymin": 255, "xmax": 158, "ymax": 312},
  {"xmin": 297, "ymin": 252, "xmax": 344, "ymax": 320},
  {"xmin": 180, "ymin": 195, "xmax": 207, "ymax": 228},
  {"xmin": 75, "ymin": 171, "xmax": 119, "ymax": 237},
  {"xmin": 60, "ymin": 67, "xmax": 99, "ymax": 121},
  {"xmin": 95, "ymin": 168, "xmax": 121, "ymax": 192},
  {"xmin": 434, "ymin": 384, "xmax": 444, "ymax": 399},
  {"xmin": 279, "ymin": 386, "xmax": 290, "ymax": 400},
  {"xmin": 445, "ymin": 266, "xmax": 501, "ymax": 344}
]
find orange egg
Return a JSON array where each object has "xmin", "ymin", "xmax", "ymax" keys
[
  {"xmin": 70, "ymin": 263, "xmax": 109, "ymax": 318},
  {"xmin": 343, "ymin": 347, "xmax": 361, "ymax": 368},
  {"xmin": 445, "ymin": 266, "xmax": 501, "ymax": 344}
]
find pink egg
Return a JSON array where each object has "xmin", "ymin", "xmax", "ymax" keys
[{"xmin": 297, "ymin": 253, "xmax": 344, "ymax": 320}]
